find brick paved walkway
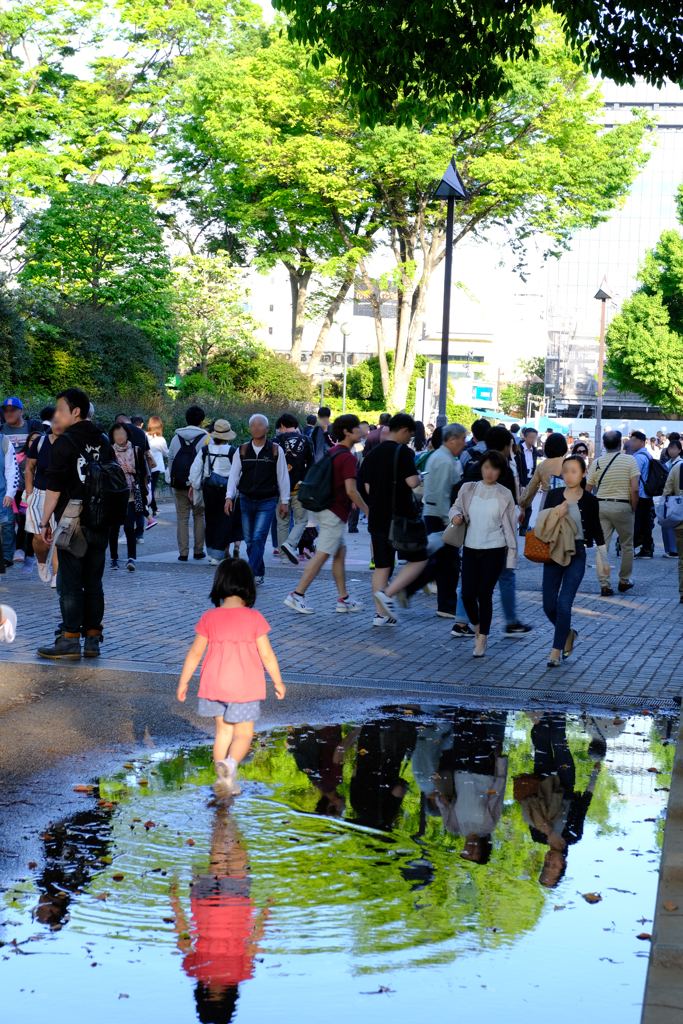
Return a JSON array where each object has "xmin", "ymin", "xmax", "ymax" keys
[{"xmin": 0, "ymin": 501, "xmax": 679, "ymax": 707}]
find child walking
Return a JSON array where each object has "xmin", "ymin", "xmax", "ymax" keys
[{"xmin": 177, "ymin": 558, "xmax": 285, "ymax": 797}]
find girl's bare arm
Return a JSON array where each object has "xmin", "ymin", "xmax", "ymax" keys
[
  {"xmin": 256, "ymin": 633, "xmax": 286, "ymax": 699},
  {"xmin": 177, "ymin": 634, "xmax": 208, "ymax": 701}
]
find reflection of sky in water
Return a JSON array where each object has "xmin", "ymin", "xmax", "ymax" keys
[{"xmin": 0, "ymin": 710, "xmax": 673, "ymax": 1023}]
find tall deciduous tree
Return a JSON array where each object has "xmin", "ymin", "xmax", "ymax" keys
[
  {"xmin": 273, "ymin": 0, "xmax": 683, "ymax": 127},
  {"xmin": 165, "ymin": 33, "xmax": 378, "ymax": 366},
  {"xmin": 171, "ymin": 254, "xmax": 262, "ymax": 376},
  {"xmin": 18, "ymin": 182, "xmax": 176, "ymax": 364},
  {"xmin": 605, "ymin": 187, "xmax": 683, "ymax": 413},
  {"xmin": 357, "ymin": 22, "xmax": 651, "ymax": 408}
]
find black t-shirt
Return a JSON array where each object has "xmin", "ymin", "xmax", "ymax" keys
[
  {"xmin": 47, "ymin": 420, "xmax": 114, "ymax": 521},
  {"xmin": 360, "ymin": 440, "xmax": 419, "ymax": 532}
]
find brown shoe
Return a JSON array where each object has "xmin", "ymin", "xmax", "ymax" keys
[
  {"xmin": 601, "ymin": 586, "xmax": 614, "ymax": 597},
  {"xmin": 618, "ymin": 582, "xmax": 634, "ymax": 593}
]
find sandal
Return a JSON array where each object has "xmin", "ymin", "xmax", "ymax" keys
[
  {"xmin": 562, "ymin": 629, "xmax": 578, "ymax": 661},
  {"xmin": 546, "ymin": 658, "xmax": 560, "ymax": 668}
]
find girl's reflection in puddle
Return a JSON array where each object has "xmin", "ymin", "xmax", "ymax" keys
[{"xmin": 169, "ymin": 806, "xmax": 270, "ymax": 1024}]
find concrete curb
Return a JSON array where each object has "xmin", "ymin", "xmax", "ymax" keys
[{"xmin": 642, "ymin": 716, "xmax": 683, "ymax": 1023}]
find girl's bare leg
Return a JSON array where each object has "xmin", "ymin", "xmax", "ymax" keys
[
  {"xmin": 213, "ymin": 718, "xmax": 234, "ymax": 763},
  {"xmin": 228, "ymin": 722, "xmax": 254, "ymax": 765}
]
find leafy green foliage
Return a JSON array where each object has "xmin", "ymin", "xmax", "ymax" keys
[
  {"xmin": 271, "ymin": 0, "xmax": 683, "ymax": 127},
  {"xmin": 605, "ymin": 195, "xmax": 683, "ymax": 412},
  {"xmin": 500, "ymin": 357, "xmax": 546, "ymax": 416},
  {"xmin": 21, "ymin": 305, "xmax": 167, "ymax": 399},
  {"xmin": 0, "ymin": 290, "xmax": 25, "ymax": 391},
  {"xmin": 18, "ymin": 183, "xmax": 177, "ymax": 365},
  {"xmin": 172, "ymin": 254, "xmax": 263, "ymax": 375},
  {"xmin": 210, "ymin": 351, "xmax": 315, "ymax": 403}
]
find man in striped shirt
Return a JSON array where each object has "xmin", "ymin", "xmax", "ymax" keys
[{"xmin": 586, "ymin": 430, "xmax": 640, "ymax": 597}]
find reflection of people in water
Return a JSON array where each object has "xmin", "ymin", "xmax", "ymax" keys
[
  {"xmin": 410, "ymin": 711, "xmax": 454, "ymax": 817},
  {"xmin": 523, "ymin": 713, "xmax": 601, "ymax": 888},
  {"xmin": 287, "ymin": 724, "xmax": 358, "ymax": 816},
  {"xmin": 434, "ymin": 710, "xmax": 508, "ymax": 864},
  {"xmin": 349, "ymin": 720, "xmax": 417, "ymax": 830},
  {"xmin": 35, "ymin": 807, "xmax": 114, "ymax": 928},
  {"xmin": 169, "ymin": 808, "xmax": 269, "ymax": 1024}
]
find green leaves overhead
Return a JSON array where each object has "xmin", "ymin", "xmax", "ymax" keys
[{"xmin": 272, "ymin": 0, "xmax": 683, "ymax": 126}]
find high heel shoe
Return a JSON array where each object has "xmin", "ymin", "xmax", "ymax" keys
[
  {"xmin": 473, "ymin": 636, "xmax": 487, "ymax": 658},
  {"xmin": 546, "ymin": 658, "xmax": 560, "ymax": 668},
  {"xmin": 562, "ymin": 628, "xmax": 578, "ymax": 660}
]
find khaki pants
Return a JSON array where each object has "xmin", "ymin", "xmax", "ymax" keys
[
  {"xmin": 674, "ymin": 525, "xmax": 683, "ymax": 594},
  {"xmin": 276, "ymin": 490, "xmax": 308, "ymax": 556},
  {"xmin": 173, "ymin": 487, "xmax": 205, "ymax": 558},
  {"xmin": 596, "ymin": 501, "xmax": 634, "ymax": 586}
]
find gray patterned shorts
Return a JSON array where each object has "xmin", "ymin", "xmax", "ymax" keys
[{"xmin": 197, "ymin": 698, "xmax": 261, "ymax": 723}]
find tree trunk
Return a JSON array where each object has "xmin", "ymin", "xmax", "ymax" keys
[
  {"xmin": 285, "ymin": 264, "xmax": 312, "ymax": 364},
  {"xmin": 307, "ymin": 273, "xmax": 354, "ymax": 376}
]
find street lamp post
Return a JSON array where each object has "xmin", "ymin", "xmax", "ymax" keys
[
  {"xmin": 594, "ymin": 277, "xmax": 612, "ymax": 454},
  {"xmin": 433, "ymin": 157, "xmax": 469, "ymax": 428},
  {"xmin": 340, "ymin": 321, "xmax": 352, "ymax": 413}
]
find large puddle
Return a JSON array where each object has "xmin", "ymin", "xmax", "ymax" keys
[{"xmin": 1, "ymin": 706, "xmax": 675, "ymax": 1022}]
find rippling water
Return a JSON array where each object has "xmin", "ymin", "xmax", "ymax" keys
[{"xmin": 0, "ymin": 706, "xmax": 674, "ymax": 1023}]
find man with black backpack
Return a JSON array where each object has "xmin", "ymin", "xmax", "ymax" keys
[
  {"xmin": 188, "ymin": 419, "xmax": 239, "ymax": 564},
  {"xmin": 586, "ymin": 430, "xmax": 640, "ymax": 596},
  {"xmin": 166, "ymin": 405, "xmax": 209, "ymax": 562},
  {"xmin": 37, "ymin": 387, "xmax": 121, "ymax": 660},
  {"xmin": 274, "ymin": 413, "xmax": 313, "ymax": 565}
]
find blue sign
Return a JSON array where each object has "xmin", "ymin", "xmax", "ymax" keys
[{"xmin": 472, "ymin": 386, "xmax": 494, "ymax": 402}]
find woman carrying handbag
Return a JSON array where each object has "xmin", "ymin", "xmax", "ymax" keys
[
  {"xmin": 660, "ymin": 455, "xmax": 683, "ymax": 601},
  {"xmin": 535, "ymin": 456, "xmax": 609, "ymax": 667},
  {"xmin": 449, "ymin": 450, "xmax": 518, "ymax": 658}
]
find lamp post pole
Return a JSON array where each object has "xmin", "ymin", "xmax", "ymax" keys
[
  {"xmin": 340, "ymin": 321, "xmax": 352, "ymax": 413},
  {"xmin": 433, "ymin": 157, "xmax": 469, "ymax": 428},
  {"xmin": 593, "ymin": 277, "xmax": 612, "ymax": 455}
]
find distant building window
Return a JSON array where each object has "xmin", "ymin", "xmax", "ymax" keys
[{"xmin": 268, "ymin": 327, "xmax": 273, "ymax": 335}]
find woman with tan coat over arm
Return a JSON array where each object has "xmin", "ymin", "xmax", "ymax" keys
[{"xmin": 519, "ymin": 433, "xmax": 569, "ymax": 513}]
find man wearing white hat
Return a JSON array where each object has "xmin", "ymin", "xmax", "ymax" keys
[{"xmin": 189, "ymin": 419, "xmax": 239, "ymax": 563}]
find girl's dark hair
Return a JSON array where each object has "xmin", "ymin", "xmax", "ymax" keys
[
  {"xmin": 479, "ymin": 449, "xmax": 508, "ymax": 477},
  {"xmin": 109, "ymin": 421, "xmax": 132, "ymax": 443},
  {"xmin": 209, "ymin": 557, "xmax": 256, "ymax": 608},
  {"xmin": 544, "ymin": 433, "xmax": 568, "ymax": 458},
  {"xmin": 412, "ymin": 420, "xmax": 427, "ymax": 452},
  {"xmin": 23, "ymin": 430, "xmax": 43, "ymax": 455}
]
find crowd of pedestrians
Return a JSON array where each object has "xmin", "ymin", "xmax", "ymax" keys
[{"xmin": 0, "ymin": 387, "xmax": 680, "ymax": 670}]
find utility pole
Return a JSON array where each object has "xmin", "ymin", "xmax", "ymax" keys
[{"xmin": 594, "ymin": 277, "xmax": 612, "ymax": 454}]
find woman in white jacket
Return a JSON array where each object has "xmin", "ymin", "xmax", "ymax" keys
[
  {"xmin": 145, "ymin": 416, "xmax": 169, "ymax": 519},
  {"xmin": 188, "ymin": 419, "xmax": 242, "ymax": 563},
  {"xmin": 450, "ymin": 450, "xmax": 518, "ymax": 658}
]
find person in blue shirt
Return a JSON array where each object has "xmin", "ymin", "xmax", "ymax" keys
[{"xmin": 630, "ymin": 430, "xmax": 654, "ymax": 557}]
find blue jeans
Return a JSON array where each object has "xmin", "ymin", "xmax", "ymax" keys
[
  {"xmin": 1, "ymin": 518, "xmax": 14, "ymax": 563},
  {"xmin": 240, "ymin": 495, "xmax": 278, "ymax": 577},
  {"xmin": 542, "ymin": 541, "xmax": 586, "ymax": 650},
  {"xmin": 662, "ymin": 526, "xmax": 677, "ymax": 553}
]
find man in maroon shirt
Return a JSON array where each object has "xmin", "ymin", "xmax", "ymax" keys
[
  {"xmin": 363, "ymin": 412, "xmax": 391, "ymax": 454},
  {"xmin": 284, "ymin": 414, "xmax": 369, "ymax": 614}
]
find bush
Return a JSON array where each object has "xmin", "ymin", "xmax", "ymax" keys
[{"xmin": 205, "ymin": 351, "xmax": 314, "ymax": 402}]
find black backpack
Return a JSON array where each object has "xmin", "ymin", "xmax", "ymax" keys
[
  {"xmin": 643, "ymin": 456, "xmax": 669, "ymax": 497},
  {"xmin": 275, "ymin": 434, "xmax": 313, "ymax": 490},
  {"xmin": 297, "ymin": 448, "xmax": 345, "ymax": 512},
  {"xmin": 170, "ymin": 433, "xmax": 206, "ymax": 489},
  {"xmin": 65, "ymin": 434, "xmax": 129, "ymax": 530},
  {"xmin": 201, "ymin": 445, "xmax": 236, "ymax": 492},
  {"xmin": 451, "ymin": 449, "xmax": 487, "ymax": 502}
]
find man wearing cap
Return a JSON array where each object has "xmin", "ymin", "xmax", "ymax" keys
[
  {"xmin": 188, "ymin": 419, "xmax": 239, "ymax": 563},
  {"xmin": 0, "ymin": 397, "xmax": 41, "ymax": 453}
]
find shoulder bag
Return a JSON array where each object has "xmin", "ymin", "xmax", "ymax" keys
[
  {"xmin": 657, "ymin": 464, "xmax": 683, "ymax": 529},
  {"xmin": 388, "ymin": 444, "xmax": 428, "ymax": 552},
  {"xmin": 524, "ymin": 527, "xmax": 551, "ymax": 564},
  {"xmin": 594, "ymin": 452, "xmax": 621, "ymax": 496},
  {"xmin": 442, "ymin": 519, "xmax": 467, "ymax": 548}
]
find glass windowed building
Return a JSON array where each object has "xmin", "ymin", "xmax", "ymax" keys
[{"xmin": 545, "ymin": 81, "xmax": 683, "ymax": 418}]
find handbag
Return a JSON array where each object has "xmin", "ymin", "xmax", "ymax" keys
[
  {"xmin": 388, "ymin": 444, "xmax": 428, "ymax": 552},
  {"xmin": 513, "ymin": 773, "xmax": 541, "ymax": 802},
  {"xmin": 442, "ymin": 519, "xmax": 467, "ymax": 548},
  {"xmin": 53, "ymin": 498, "xmax": 88, "ymax": 557},
  {"xmin": 524, "ymin": 527, "xmax": 552, "ymax": 564}
]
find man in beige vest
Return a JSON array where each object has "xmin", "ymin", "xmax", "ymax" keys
[{"xmin": 585, "ymin": 429, "xmax": 640, "ymax": 596}]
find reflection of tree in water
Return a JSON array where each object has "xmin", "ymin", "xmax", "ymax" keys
[{"xmin": 33, "ymin": 806, "xmax": 114, "ymax": 929}]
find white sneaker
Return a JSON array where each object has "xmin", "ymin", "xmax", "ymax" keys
[
  {"xmin": 37, "ymin": 562, "xmax": 52, "ymax": 583},
  {"xmin": 280, "ymin": 540, "xmax": 299, "ymax": 565},
  {"xmin": 254, "ymin": 575, "xmax": 265, "ymax": 585},
  {"xmin": 208, "ymin": 556, "xmax": 221, "ymax": 564},
  {"xmin": 13, "ymin": 549, "xmax": 24, "ymax": 562},
  {"xmin": 215, "ymin": 756, "xmax": 241, "ymax": 795},
  {"xmin": 284, "ymin": 591, "xmax": 314, "ymax": 614},
  {"xmin": 423, "ymin": 582, "xmax": 438, "ymax": 596},
  {"xmin": 374, "ymin": 590, "xmax": 399, "ymax": 621},
  {"xmin": 336, "ymin": 595, "xmax": 363, "ymax": 613},
  {"xmin": 372, "ymin": 613, "xmax": 398, "ymax": 626},
  {"xmin": 436, "ymin": 610, "xmax": 456, "ymax": 619}
]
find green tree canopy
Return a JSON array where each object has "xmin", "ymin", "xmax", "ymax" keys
[
  {"xmin": 18, "ymin": 183, "xmax": 176, "ymax": 365},
  {"xmin": 272, "ymin": 0, "xmax": 683, "ymax": 127},
  {"xmin": 500, "ymin": 357, "xmax": 545, "ymax": 417},
  {"xmin": 605, "ymin": 200, "xmax": 683, "ymax": 412}
]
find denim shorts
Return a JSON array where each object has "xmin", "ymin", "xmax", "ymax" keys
[{"xmin": 197, "ymin": 698, "xmax": 261, "ymax": 723}]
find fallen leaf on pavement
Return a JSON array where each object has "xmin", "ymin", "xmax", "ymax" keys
[
  {"xmin": 112, "ymin": 873, "xmax": 124, "ymax": 881},
  {"xmin": 664, "ymin": 902, "xmax": 678, "ymax": 911},
  {"xmin": 187, "ymin": 839, "xmax": 195, "ymax": 846},
  {"xmin": 138, "ymin": 779, "xmax": 148, "ymax": 786},
  {"xmin": 647, "ymin": 767, "xmax": 658, "ymax": 773},
  {"xmin": 583, "ymin": 893, "xmax": 602, "ymax": 904},
  {"xmin": 94, "ymin": 893, "xmax": 108, "ymax": 901},
  {"xmin": 28, "ymin": 862, "xmax": 36, "ymax": 869},
  {"xmin": 73, "ymin": 785, "xmax": 93, "ymax": 793},
  {"xmin": 644, "ymin": 818, "xmax": 656, "ymax": 822},
  {"xmin": 636, "ymin": 933, "xmax": 652, "ymax": 941},
  {"xmin": 144, "ymin": 821, "xmax": 155, "ymax": 829},
  {"xmin": 487, "ymin": 790, "xmax": 497, "ymax": 794},
  {"xmin": 162, "ymin": 917, "xmax": 174, "ymax": 923}
]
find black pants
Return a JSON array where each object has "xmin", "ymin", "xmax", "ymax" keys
[
  {"xmin": 461, "ymin": 546, "xmax": 506, "ymax": 635},
  {"xmin": 531, "ymin": 714, "xmax": 575, "ymax": 793},
  {"xmin": 634, "ymin": 496, "xmax": 654, "ymax": 552},
  {"xmin": 519, "ymin": 506, "xmax": 532, "ymax": 536},
  {"xmin": 57, "ymin": 526, "xmax": 109, "ymax": 633},
  {"xmin": 109, "ymin": 502, "xmax": 137, "ymax": 561},
  {"xmin": 407, "ymin": 515, "xmax": 459, "ymax": 613},
  {"xmin": 347, "ymin": 505, "xmax": 360, "ymax": 531},
  {"xmin": 150, "ymin": 470, "xmax": 160, "ymax": 514}
]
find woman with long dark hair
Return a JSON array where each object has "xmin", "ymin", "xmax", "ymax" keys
[
  {"xmin": 410, "ymin": 420, "xmax": 428, "ymax": 453},
  {"xmin": 108, "ymin": 421, "xmax": 149, "ymax": 571},
  {"xmin": 537, "ymin": 455, "xmax": 608, "ymax": 667}
]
